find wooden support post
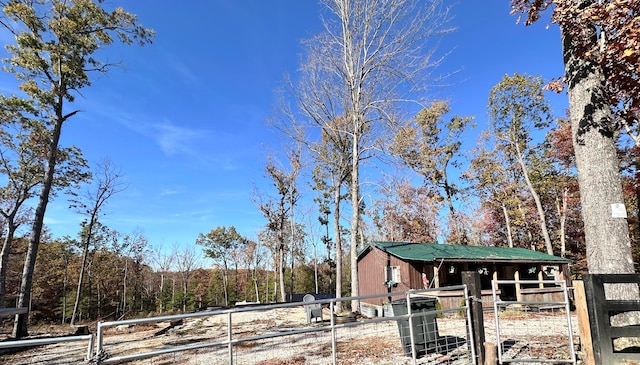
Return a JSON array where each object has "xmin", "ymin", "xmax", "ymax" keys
[
  {"xmin": 514, "ymin": 269, "xmax": 522, "ymax": 302},
  {"xmin": 574, "ymin": 280, "xmax": 595, "ymax": 365},
  {"xmin": 561, "ymin": 264, "xmax": 573, "ymax": 300},
  {"xmin": 463, "ymin": 271, "xmax": 485, "ymax": 365},
  {"xmin": 433, "ymin": 265, "xmax": 440, "ymax": 288},
  {"xmin": 484, "ymin": 342, "xmax": 497, "ymax": 365},
  {"xmin": 538, "ymin": 269, "xmax": 544, "ymax": 288}
]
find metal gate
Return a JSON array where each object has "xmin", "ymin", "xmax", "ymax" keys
[{"xmin": 491, "ymin": 279, "xmax": 576, "ymax": 364}]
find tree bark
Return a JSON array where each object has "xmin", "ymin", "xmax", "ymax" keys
[
  {"xmin": 223, "ymin": 268, "xmax": 229, "ymax": 306},
  {"xmin": 253, "ymin": 275, "xmax": 259, "ymax": 303},
  {"xmin": 0, "ymin": 221, "xmax": 16, "ymax": 308},
  {"xmin": 561, "ymin": 9, "xmax": 633, "ymax": 276},
  {"xmin": 70, "ymin": 241, "xmax": 90, "ymax": 326},
  {"xmin": 501, "ymin": 205, "xmax": 514, "ymax": 248},
  {"xmin": 122, "ymin": 259, "xmax": 128, "ymax": 316},
  {"xmin": 557, "ymin": 189, "xmax": 568, "ymax": 258},
  {"xmin": 333, "ymin": 183, "xmax": 343, "ymax": 313},
  {"xmin": 278, "ymin": 243, "xmax": 286, "ymax": 302},
  {"xmin": 350, "ymin": 129, "xmax": 360, "ymax": 312},
  {"xmin": 159, "ymin": 273, "xmax": 165, "ymax": 313}
]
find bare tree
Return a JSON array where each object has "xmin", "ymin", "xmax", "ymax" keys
[
  {"xmin": 174, "ymin": 245, "xmax": 200, "ymax": 312},
  {"xmin": 294, "ymin": 0, "xmax": 452, "ymax": 311},
  {"xmin": 70, "ymin": 158, "xmax": 125, "ymax": 326},
  {"xmin": 151, "ymin": 246, "xmax": 174, "ymax": 314},
  {"xmin": 242, "ymin": 238, "xmax": 265, "ymax": 303},
  {"xmin": 111, "ymin": 229, "xmax": 149, "ymax": 318}
]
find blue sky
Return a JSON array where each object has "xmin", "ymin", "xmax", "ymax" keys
[{"xmin": 2, "ymin": 1, "xmax": 569, "ymax": 252}]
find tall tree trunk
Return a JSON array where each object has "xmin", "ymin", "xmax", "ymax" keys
[
  {"xmin": 443, "ymin": 174, "xmax": 462, "ymax": 244},
  {"xmin": 313, "ymin": 244, "xmax": 319, "ymax": 295},
  {"xmin": 333, "ymin": 184, "xmax": 343, "ymax": 313},
  {"xmin": 519, "ymin": 203, "xmax": 535, "ymax": 249},
  {"xmin": 62, "ymin": 256, "xmax": 68, "ymax": 324},
  {"xmin": 273, "ymin": 275, "xmax": 277, "ymax": 302},
  {"xmin": 289, "ymin": 245, "xmax": 294, "ymax": 302},
  {"xmin": 122, "ymin": 259, "xmax": 128, "ymax": 316},
  {"xmin": 289, "ymin": 202, "xmax": 296, "ymax": 301},
  {"xmin": 235, "ymin": 262, "xmax": 239, "ymax": 303},
  {"xmin": 171, "ymin": 278, "xmax": 175, "ymax": 310},
  {"xmin": 159, "ymin": 273, "xmax": 165, "ymax": 313},
  {"xmin": 557, "ymin": 189, "xmax": 568, "ymax": 258},
  {"xmin": 278, "ymin": 244, "xmax": 286, "ymax": 302},
  {"xmin": 96, "ymin": 277, "xmax": 100, "ymax": 319},
  {"xmin": 71, "ymin": 244, "xmax": 90, "ymax": 326},
  {"xmin": 0, "ymin": 221, "xmax": 16, "ymax": 308},
  {"xmin": 253, "ymin": 274, "xmax": 259, "ymax": 303},
  {"xmin": 223, "ymin": 269, "xmax": 229, "ymax": 306},
  {"xmin": 515, "ymin": 141, "xmax": 554, "ymax": 254},
  {"xmin": 561, "ymin": 15, "xmax": 634, "ymax": 276},
  {"xmin": 13, "ymin": 115, "xmax": 64, "ymax": 338},
  {"xmin": 71, "ymin": 216, "xmax": 98, "ymax": 326},
  {"xmin": 182, "ymin": 272, "xmax": 188, "ymax": 312},
  {"xmin": 350, "ymin": 130, "xmax": 360, "ymax": 312},
  {"xmin": 501, "ymin": 205, "xmax": 514, "ymax": 248},
  {"xmin": 265, "ymin": 270, "xmax": 270, "ymax": 303}
]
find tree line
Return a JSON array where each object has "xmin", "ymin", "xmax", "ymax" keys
[
  {"xmin": 0, "ymin": 230, "xmax": 350, "ymax": 323},
  {"xmin": 0, "ymin": 0, "xmax": 638, "ymax": 337}
]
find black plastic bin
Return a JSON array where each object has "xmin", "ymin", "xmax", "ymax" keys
[{"xmin": 391, "ymin": 297, "xmax": 439, "ymax": 357}]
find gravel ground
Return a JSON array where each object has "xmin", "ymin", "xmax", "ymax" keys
[{"xmin": 0, "ymin": 306, "xmax": 579, "ymax": 365}]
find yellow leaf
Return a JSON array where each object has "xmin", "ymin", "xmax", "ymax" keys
[{"xmin": 624, "ymin": 49, "xmax": 633, "ymax": 57}]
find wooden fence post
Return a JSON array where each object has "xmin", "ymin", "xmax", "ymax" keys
[
  {"xmin": 574, "ymin": 280, "xmax": 595, "ymax": 365},
  {"xmin": 463, "ymin": 271, "xmax": 485, "ymax": 365},
  {"xmin": 484, "ymin": 342, "xmax": 497, "ymax": 365}
]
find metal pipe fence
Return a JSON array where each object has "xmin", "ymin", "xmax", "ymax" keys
[
  {"xmin": 93, "ymin": 285, "xmax": 473, "ymax": 364},
  {"xmin": 491, "ymin": 279, "xmax": 577, "ymax": 364},
  {"xmin": 0, "ymin": 334, "xmax": 94, "ymax": 361},
  {"xmin": 3, "ymin": 278, "xmax": 581, "ymax": 364}
]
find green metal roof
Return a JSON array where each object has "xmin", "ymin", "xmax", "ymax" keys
[{"xmin": 362, "ymin": 241, "xmax": 569, "ymax": 263}]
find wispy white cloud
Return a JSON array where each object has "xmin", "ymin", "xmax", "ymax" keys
[
  {"xmin": 114, "ymin": 112, "xmax": 208, "ymax": 158},
  {"xmin": 158, "ymin": 49, "xmax": 202, "ymax": 87},
  {"xmin": 160, "ymin": 187, "xmax": 185, "ymax": 196},
  {"xmin": 167, "ymin": 58, "xmax": 201, "ymax": 87},
  {"xmin": 153, "ymin": 122, "xmax": 203, "ymax": 156}
]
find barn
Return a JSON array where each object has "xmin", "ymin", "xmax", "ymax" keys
[{"xmin": 357, "ymin": 241, "xmax": 571, "ymax": 310}]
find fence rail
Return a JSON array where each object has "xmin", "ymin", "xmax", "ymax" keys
[
  {"xmin": 0, "ymin": 334, "xmax": 93, "ymax": 361},
  {"xmin": 94, "ymin": 286, "xmax": 473, "ymax": 365}
]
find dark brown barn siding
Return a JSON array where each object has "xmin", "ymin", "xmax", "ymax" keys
[
  {"xmin": 358, "ymin": 247, "xmax": 388, "ymax": 305},
  {"xmin": 408, "ymin": 260, "xmax": 423, "ymax": 289}
]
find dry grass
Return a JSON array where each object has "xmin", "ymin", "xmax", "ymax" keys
[
  {"xmin": 255, "ymin": 356, "xmax": 308, "ymax": 365},
  {"xmin": 335, "ymin": 336, "xmax": 403, "ymax": 364}
]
